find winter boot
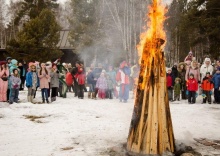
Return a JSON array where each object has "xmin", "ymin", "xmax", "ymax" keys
[
  {"xmin": 46, "ymin": 99, "xmax": 49, "ymax": 104},
  {"xmin": 27, "ymin": 96, "xmax": 31, "ymax": 102},
  {"xmin": 30, "ymin": 96, "xmax": 36, "ymax": 104},
  {"xmin": 88, "ymin": 92, "xmax": 91, "ymax": 99},
  {"xmin": 42, "ymin": 99, "xmax": 45, "ymax": 103}
]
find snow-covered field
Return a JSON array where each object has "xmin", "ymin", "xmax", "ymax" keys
[{"xmin": 0, "ymin": 90, "xmax": 220, "ymax": 156}]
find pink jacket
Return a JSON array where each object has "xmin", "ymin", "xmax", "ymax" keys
[
  {"xmin": 185, "ymin": 66, "xmax": 200, "ymax": 82},
  {"xmin": 38, "ymin": 70, "xmax": 50, "ymax": 89}
]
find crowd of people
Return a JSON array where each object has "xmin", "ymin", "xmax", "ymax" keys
[
  {"xmin": 167, "ymin": 51, "xmax": 220, "ymax": 104},
  {"xmin": 0, "ymin": 57, "xmax": 140, "ymax": 104}
]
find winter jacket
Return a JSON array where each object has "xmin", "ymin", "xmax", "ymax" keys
[
  {"xmin": 107, "ymin": 78, "xmax": 114, "ymax": 90},
  {"xmin": 75, "ymin": 68, "xmax": 85, "ymax": 85},
  {"xmin": 9, "ymin": 59, "xmax": 18, "ymax": 75},
  {"xmin": 201, "ymin": 76, "xmax": 213, "ymax": 91},
  {"xmin": 18, "ymin": 66, "xmax": 26, "ymax": 77},
  {"xmin": 174, "ymin": 83, "xmax": 181, "ymax": 95},
  {"xmin": 172, "ymin": 66, "xmax": 178, "ymax": 80},
  {"xmin": 166, "ymin": 73, "xmax": 174, "ymax": 88},
  {"xmin": 96, "ymin": 76, "xmax": 107, "ymax": 90},
  {"xmin": 38, "ymin": 70, "xmax": 50, "ymax": 89},
  {"xmin": 26, "ymin": 72, "xmax": 39, "ymax": 88},
  {"xmin": 177, "ymin": 62, "xmax": 187, "ymax": 86},
  {"xmin": 116, "ymin": 67, "xmax": 131, "ymax": 84},
  {"xmin": 200, "ymin": 64, "xmax": 213, "ymax": 81},
  {"xmin": 212, "ymin": 73, "xmax": 220, "ymax": 89},
  {"xmin": 10, "ymin": 75, "xmax": 21, "ymax": 89},
  {"xmin": 87, "ymin": 72, "xmax": 96, "ymax": 85},
  {"xmin": 186, "ymin": 78, "xmax": 198, "ymax": 91},
  {"xmin": 0, "ymin": 68, "xmax": 9, "ymax": 81},
  {"xmin": 185, "ymin": 65, "xmax": 200, "ymax": 82},
  {"xmin": 107, "ymin": 70, "xmax": 117, "ymax": 84},
  {"xmin": 50, "ymin": 70, "xmax": 61, "ymax": 88}
]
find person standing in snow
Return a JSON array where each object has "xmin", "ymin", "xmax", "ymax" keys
[
  {"xmin": 174, "ymin": 78, "xmax": 181, "ymax": 101},
  {"xmin": 186, "ymin": 73, "xmax": 198, "ymax": 104},
  {"xmin": 0, "ymin": 62, "xmax": 9, "ymax": 102},
  {"xmin": 107, "ymin": 66, "xmax": 118, "ymax": 98},
  {"xmin": 50, "ymin": 64, "xmax": 61, "ymax": 102},
  {"xmin": 177, "ymin": 62, "xmax": 187, "ymax": 99},
  {"xmin": 166, "ymin": 68, "xmax": 174, "ymax": 101},
  {"xmin": 116, "ymin": 61, "xmax": 131, "ymax": 103},
  {"xmin": 106, "ymin": 74, "xmax": 114, "ymax": 99},
  {"xmin": 38, "ymin": 63, "xmax": 50, "ymax": 103},
  {"xmin": 76, "ymin": 67, "xmax": 85, "ymax": 99},
  {"xmin": 212, "ymin": 68, "xmax": 220, "ymax": 104},
  {"xmin": 18, "ymin": 62, "xmax": 26, "ymax": 91},
  {"xmin": 9, "ymin": 69, "xmax": 21, "ymax": 104},
  {"xmin": 87, "ymin": 69, "xmax": 96, "ymax": 99},
  {"xmin": 184, "ymin": 51, "xmax": 193, "ymax": 67},
  {"xmin": 172, "ymin": 63, "xmax": 178, "ymax": 81},
  {"xmin": 96, "ymin": 72, "xmax": 107, "ymax": 99},
  {"xmin": 26, "ymin": 64, "xmax": 39, "ymax": 104},
  {"xmin": 185, "ymin": 60, "xmax": 200, "ymax": 83},
  {"xmin": 201, "ymin": 72, "xmax": 213, "ymax": 104},
  {"xmin": 200, "ymin": 58, "xmax": 213, "ymax": 82}
]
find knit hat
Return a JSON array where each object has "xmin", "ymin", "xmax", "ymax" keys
[
  {"xmin": 204, "ymin": 58, "xmax": 211, "ymax": 62},
  {"xmin": 6, "ymin": 57, "xmax": 12, "ymax": 61},
  {"xmin": 189, "ymin": 51, "xmax": 193, "ymax": 55}
]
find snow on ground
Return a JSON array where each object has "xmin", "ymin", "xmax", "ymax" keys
[{"xmin": 0, "ymin": 90, "xmax": 220, "ymax": 156}]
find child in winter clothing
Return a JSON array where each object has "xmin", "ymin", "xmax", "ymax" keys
[
  {"xmin": 87, "ymin": 69, "xmax": 96, "ymax": 99},
  {"xmin": 26, "ymin": 64, "xmax": 39, "ymax": 103},
  {"xmin": 96, "ymin": 72, "xmax": 107, "ymax": 99},
  {"xmin": 50, "ymin": 64, "xmax": 61, "ymax": 102},
  {"xmin": 186, "ymin": 73, "xmax": 198, "ymax": 104},
  {"xmin": 38, "ymin": 63, "xmax": 50, "ymax": 103},
  {"xmin": 106, "ymin": 74, "xmax": 114, "ymax": 99},
  {"xmin": 201, "ymin": 72, "xmax": 213, "ymax": 104},
  {"xmin": 212, "ymin": 68, "xmax": 220, "ymax": 104},
  {"xmin": 76, "ymin": 67, "xmax": 85, "ymax": 99},
  {"xmin": 174, "ymin": 78, "xmax": 181, "ymax": 101},
  {"xmin": 9, "ymin": 69, "xmax": 21, "ymax": 104},
  {"xmin": 166, "ymin": 68, "xmax": 174, "ymax": 101},
  {"xmin": 0, "ymin": 63, "xmax": 9, "ymax": 102}
]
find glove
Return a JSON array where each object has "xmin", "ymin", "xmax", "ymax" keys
[{"xmin": 186, "ymin": 90, "xmax": 189, "ymax": 95}]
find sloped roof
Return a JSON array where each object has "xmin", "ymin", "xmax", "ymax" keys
[{"xmin": 57, "ymin": 30, "xmax": 74, "ymax": 50}]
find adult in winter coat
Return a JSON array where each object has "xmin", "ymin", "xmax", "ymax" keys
[
  {"xmin": 185, "ymin": 60, "xmax": 200, "ymax": 83},
  {"xmin": 0, "ymin": 62, "xmax": 9, "ymax": 102},
  {"xmin": 87, "ymin": 69, "xmax": 96, "ymax": 98},
  {"xmin": 200, "ymin": 58, "xmax": 213, "ymax": 81},
  {"xmin": 166, "ymin": 68, "xmax": 175, "ymax": 101},
  {"xmin": 26, "ymin": 64, "xmax": 39, "ymax": 103},
  {"xmin": 171, "ymin": 63, "xmax": 178, "ymax": 80},
  {"xmin": 212, "ymin": 68, "xmax": 220, "ymax": 104},
  {"xmin": 9, "ymin": 69, "xmax": 21, "ymax": 104},
  {"xmin": 213, "ymin": 60, "xmax": 220, "ymax": 75},
  {"xmin": 50, "ymin": 64, "xmax": 61, "ymax": 102},
  {"xmin": 96, "ymin": 72, "xmax": 107, "ymax": 99},
  {"xmin": 18, "ymin": 62, "xmax": 26, "ymax": 90},
  {"xmin": 9, "ymin": 59, "xmax": 18, "ymax": 75},
  {"xmin": 107, "ymin": 66, "xmax": 118, "ymax": 98},
  {"xmin": 184, "ymin": 51, "xmax": 194, "ymax": 67},
  {"xmin": 106, "ymin": 74, "xmax": 114, "ymax": 99},
  {"xmin": 177, "ymin": 62, "xmax": 187, "ymax": 99},
  {"xmin": 201, "ymin": 72, "xmax": 213, "ymax": 104},
  {"xmin": 186, "ymin": 73, "xmax": 198, "ymax": 104},
  {"xmin": 38, "ymin": 63, "xmax": 50, "ymax": 103},
  {"xmin": 116, "ymin": 61, "xmax": 131, "ymax": 103}
]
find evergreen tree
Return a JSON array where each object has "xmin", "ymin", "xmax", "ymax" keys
[{"xmin": 7, "ymin": 9, "xmax": 62, "ymax": 62}]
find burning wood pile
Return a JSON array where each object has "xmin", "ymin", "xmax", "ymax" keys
[{"xmin": 127, "ymin": 0, "xmax": 175, "ymax": 155}]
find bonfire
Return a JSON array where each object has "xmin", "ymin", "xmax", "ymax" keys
[{"xmin": 127, "ymin": 0, "xmax": 175, "ymax": 155}]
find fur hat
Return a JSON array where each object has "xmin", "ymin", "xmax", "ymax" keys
[
  {"xmin": 11, "ymin": 59, "xmax": 18, "ymax": 65},
  {"xmin": 204, "ymin": 58, "xmax": 211, "ymax": 62},
  {"xmin": 175, "ymin": 77, "xmax": 181, "ymax": 83},
  {"xmin": 206, "ymin": 72, "xmax": 210, "ymax": 75},
  {"xmin": 6, "ymin": 57, "xmax": 12, "ymax": 61}
]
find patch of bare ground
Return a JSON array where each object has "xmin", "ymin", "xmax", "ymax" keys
[
  {"xmin": 23, "ymin": 115, "xmax": 50, "ymax": 123},
  {"xmin": 60, "ymin": 147, "xmax": 74, "ymax": 151}
]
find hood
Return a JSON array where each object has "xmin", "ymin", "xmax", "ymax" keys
[
  {"xmin": 11, "ymin": 59, "xmax": 18, "ymax": 65},
  {"xmin": 177, "ymin": 62, "xmax": 187, "ymax": 72},
  {"xmin": 203, "ymin": 58, "xmax": 212, "ymax": 66}
]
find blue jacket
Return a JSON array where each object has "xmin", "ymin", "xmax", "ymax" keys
[
  {"xmin": 26, "ymin": 72, "xmax": 39, "ymax": 88},
  {"xmin": 87, "ymin": 72, "xmax": 96, "ymax": 85},
  {"xmin": 212, "ymin": 73, "xmax": 220, "ymax": 89}
]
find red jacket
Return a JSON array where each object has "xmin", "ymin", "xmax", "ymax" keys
[
  {"xmin": 187, "ymin": 78, "xmax": 198, "ymax": 91},
  {"xmin": 166, "ymin": 74, "xmax": 173, "ymax": 87},
  {"xmin": 75, "ymin": 68, "xmax": 85, "ymax": 85},
  {"xmin": 201, "ymin": 76, "xmax": 213, "ymax": 91}
]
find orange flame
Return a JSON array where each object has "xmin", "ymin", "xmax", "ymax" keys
[{"xmin": 137, "ymin": 0, "xmax": 166, "ymax": 90}]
